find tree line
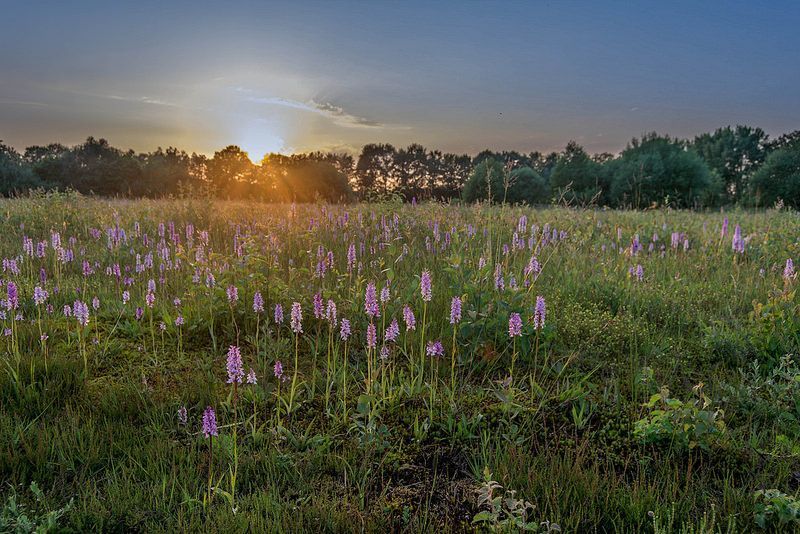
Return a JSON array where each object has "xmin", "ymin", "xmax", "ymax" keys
[{"xmin": 1, "ymin": 125, "xmax": 799, "ymax": 207}]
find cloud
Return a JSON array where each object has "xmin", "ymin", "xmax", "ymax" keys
[
  {"xmin": 0, "ymin": 98, "xmax": 49, "ymax": 107},
  {"xmin": 106, "ymin": 94, "xmax": 178, "ymax": 107},
  {"xmin": 245, "ymin": 94, "xmax": 383, "ymax": 129}
]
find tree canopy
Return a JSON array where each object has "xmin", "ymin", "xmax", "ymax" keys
[{"xmin": 0, "ymin": 127, "xmax": 798, "ymax": 207}]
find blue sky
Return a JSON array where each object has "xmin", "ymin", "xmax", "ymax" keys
[{"xmin": 2, "ymin": 0, "xmax": 798, "ymax": 159}]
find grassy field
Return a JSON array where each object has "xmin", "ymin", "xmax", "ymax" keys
[{"xmin": 1, "ymin": 193, "xmax": 799, "ymax": 532}]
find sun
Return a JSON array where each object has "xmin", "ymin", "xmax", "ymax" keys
[{"xmin": 236, "ymin": 125, "xmax": 286, "ymax": 162}]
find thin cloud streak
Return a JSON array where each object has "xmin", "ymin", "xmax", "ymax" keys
[{"xmin": 245, "ymin": 93, "xmax": 388, "ymax": 129}]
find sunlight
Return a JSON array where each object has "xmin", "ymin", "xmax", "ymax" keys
[{"xmin": 237, "ymin": 126, "xmax": 286, "ymax": 161}]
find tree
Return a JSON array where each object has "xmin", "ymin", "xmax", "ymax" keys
[
  {"xmin": 748, "ymin": 141, "xmax": 800, "ymax": 208},
  {"xmin": 431, "ymin": 151, "xmax": 472, "ymax": 200},
  {"xmin": 550, "ymin": 141, "xmax": 606, "ymax": 205},
  {"xmin": 283, "ymin": 161, "xmax": 353, "ymax": 203},
  {"xmin": 206, "ymin": 146, "xmax": 256, "ymax": 197},
  {"xmin": 355, "ymin": 144, "xmax": 397, "ymax": 199},
  {"xmin": 260, "ymin": 155, "xmax": 352, "ymax": 203},
  {"xmin": 510, "ymin": 166, "xmax": 550, "ymax": 204},
  {"xmin": 767, "ymin": 130, "xmax": 800, "ymax": 152},
  {"xmin": 462, "ymin": 158, "xmax": 546, "ymax": 204},
  {"xmin": 0, "ymin": 142, "xmax": 42, "ymax": 196},
  {"xmin": 692, "ymin": 125, "xmax": 768, "ymax": 203},
  {"xmin": 609, "ymin": 133, "xmax": 714, "ymax": 208},
  {"xmin": 137, "ymin": 147, "xmax": 198, "ymax": 197}
]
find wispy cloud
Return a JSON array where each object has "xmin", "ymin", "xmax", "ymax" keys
[
  {"xmin": 0, "ymin": 98, "xmax": 49, "ymax": 107},
  {"xmin": 106, "ymin": 94, "xmax": 178, "ymax": 107},
  {"xmin": 244, "ymin": 93, "xmax": 383, "ymax": 129}
]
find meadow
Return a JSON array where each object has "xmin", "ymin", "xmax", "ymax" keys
[{"xmin": 0, "ymin": 192, "xmax": 799, "ymax": 532}]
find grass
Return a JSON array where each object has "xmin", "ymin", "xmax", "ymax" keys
[{"xmin": 0, "ymin": 191, "xmax": 799, "ymax": 532}]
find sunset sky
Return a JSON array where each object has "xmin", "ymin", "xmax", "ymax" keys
[{"xmin": 2, "ymin": 0, "xmax": 799, "ymax": 160}]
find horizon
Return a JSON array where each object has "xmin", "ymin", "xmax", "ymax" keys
[{"xmin": 2, "ymin": 1, "xmax": 799, "ymax": 161}]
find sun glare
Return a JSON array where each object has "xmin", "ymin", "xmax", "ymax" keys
[{"xmin": 237, "ymin": 127, "xmax": 286, "ymax": 162}]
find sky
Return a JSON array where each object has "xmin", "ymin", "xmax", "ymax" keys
[{"xmin": 2, "ymin": 0, "xmax": 799, "ymax": 160}]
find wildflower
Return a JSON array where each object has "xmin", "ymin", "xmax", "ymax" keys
[
  {"xmin": 533, "ymin": 296, "xmax": 546, "ymax": 329},
  {"xmin": 177, "ymin": 406, "xmax": 187, "ymax": 425},
  {"xmin": 364, "ymin": 282, "xmax": 379, "ymax": 318},
  {"xmin": 290, "ymin": 302, "xmax": 302, "ymax": 333},
  {"xmin": 73, "ymin": 300, "xmax": 90, "ymax": 327},
  {"xmin": 326, "ymin": 299, "xmax": 337, "ymax": 327},
  {"xmin": 450, "ymin": 296, "xmax": 462, "ymax": 324},
  {"xmin": 202, "ymin": 406, "xmax": 218, "ymax": 438},
  {"xmin": 784, "ymin": 258, "xmax": 795, "ymax": 281},
  {"xmin": 380, "ymin": 284, "xmax": 390, "ymax": 303},
  {"xmin": 494, "ymin": 264, "xmax": 505, "ymax": 291},
  {"xmin": 145, "ymin": 291, "xmax": 155, "ymax": 308},
  {"xmin": 5, "ymin": 282, "xmax": 18, "ymax": 311},
  {"xmin": 380, "ymin": 346, "xmax": 389, "ymax": 360},
  {"xmin": 274, "ymin": 303, "xmax": 284, "ymax": 325},
  {"xmin": 385, "ymin": 318, "xmax": 400, "ymax": 343},
  {"xmin": 347, "ymin": 243, "xmax": 356, "ymax": 272},
  {"xmin": 426, "ymin": 340, "xmax": 444, "ymax": 357},
  {"xmin": 92, "ymin": 296, "xmax": 100, "ymax": 310},
  {"xmin": 508, "ymin": 313, "xmax": 522, "ymax": 337},
  {"xmin": 273, "ymin": 360, "xmax": 284, "ymax": 380},
  {"xmin": 524, "ymin": 256, "xmax": 541, "ymax": 279},
  {"xmin": 253, "ymin": 291, "xmax": 264, "ymax": 313},
  {"xmin": 33, "ymin": 286, "xmax": 48, "ymax": 306},
  {"xmin": 227, "ymin": 285, "xmax": 238, "ymax": 304},
  {"xmin": 635, "ymin": 264, "xmax": 644, "ymax": 281},
  {"xmin": 135, "ymin": 307, "xmax": 144, "ymax": 320},
  {"xmin": 367, "ymin": 322, "xmax": 377, "ymax": 350},
  {"xmin": 403, "ymin": 305, "xmax": 416, "ymax": 331},
  {"xmin": 175, "ymin": 314, "xmax": 184, "ymax": 326},
  {"xmin": 340, "ymin": 318, "xmax": 351, "ymax": 341},
  {"xmin": 420, "ymin": 270, "xmax": 432, "ymax": 302},
  {"xmin": 313, "ymin": 292, "xmax": 324, "ymax": 319},
  {"xmin": 63, "ymin": 304, "xmax": 72, "ymax": 317},
  {"xmin": 226, "ymin": 345, "xmax": 244, "ymax": 384},
  {"xmin": 159, "ymin": 321, "xmax": 166, "ymax": 332},
  {"xmin": 122, "ymin": 290, "xmax": 130, "ymax": 304},
  {"xmin": 732, "ymin": 224, "xmax": 745, "ymax": 254},
  {"xmin": 246, "ymin": 368, "xmax": 257, "ymax": 385}
]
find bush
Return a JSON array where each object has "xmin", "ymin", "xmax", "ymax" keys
[
  {"xmin": 748, "ymin": 142, "xmax": 800, "ymax": 208},
  {"xmin": 609, "ymin": 133, "xmax": 714, "ymax": 208}
]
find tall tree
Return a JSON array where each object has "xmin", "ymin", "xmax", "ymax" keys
[
  {"xmin": 355, "ymin": 143, "xmax": 397, "ymax": 199},
  {"xmin": 0, "ymin": 142, "xmax": 42, "ymax": 196},
  {"xmin": 550, "ymin": 141, "xmax": 606, "ymax": 205},
  {"xmin": 206, "ymin": 146, "xmax": 256, "ymax": 197},
  {"xmin": 692, "ymin": 125, "xmax": 768, "ymax": 203}
]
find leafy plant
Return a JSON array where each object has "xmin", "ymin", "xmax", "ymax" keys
[
  {"xmin": 0, "ymin": 482, "xmax": 73, "ymax": 533},
  {"xmin": 472, "ymin": 468, "xmax": 560, "ymax": 532},
  {"xmin": 634, "ymin": 384, "xmax": 725, "ymax": 450},
  {"xmin": 753, "ymin": 489, "xmax": 800, "ymax": 529}
]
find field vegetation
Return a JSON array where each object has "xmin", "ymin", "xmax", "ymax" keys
[{"xmin": 1, "ymin": 193, "xmax": 799, "ymax": 532}]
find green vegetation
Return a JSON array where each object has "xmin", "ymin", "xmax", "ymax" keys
[
  {"xmin": 2, "ymin": 125, "xmax": 799, "ymax": 208},
  {"xmin": 0, "ymin": 193, "xmax": 799, "ymax": 531}
]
